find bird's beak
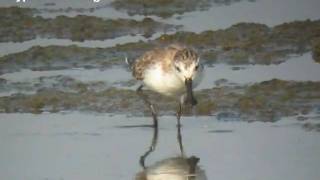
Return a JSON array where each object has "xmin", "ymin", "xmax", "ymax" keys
[{"xmin": 185, "ymin": 78, "xmax": 197, "ymax": 106}]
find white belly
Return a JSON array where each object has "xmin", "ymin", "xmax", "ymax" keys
[
  {"xmin": 143, "ymin": 65, "xmax": 184, "ymax": 96},
  {"xmin": 143, "ymin": 65, "xmax": 204, "ymax": 96}
]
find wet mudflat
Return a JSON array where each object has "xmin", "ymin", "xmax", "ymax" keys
[
  {"xmin": 1, "ymin": 0, "xmax": 320, "ymax": 179},
  {"xmin": 0, "ymin": 113, "xmax": 320, "ymax": 180}
]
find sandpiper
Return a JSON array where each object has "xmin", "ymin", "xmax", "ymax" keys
[{"xmin": 130, "ymin": 44, "xmax": 204, "ymax": 126}]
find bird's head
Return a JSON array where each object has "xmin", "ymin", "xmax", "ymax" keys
[{"xmin": 172, "ymin": 48, "xmax": 201, "ymax": 106}]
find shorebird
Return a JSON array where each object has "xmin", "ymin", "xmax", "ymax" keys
[{"xmin": 130, "ymin": 44, "xmax": 204, "ymax": 127}]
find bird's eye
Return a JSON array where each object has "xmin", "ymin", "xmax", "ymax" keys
[
  {"xmin": 195, "ymin": 65, "xmax": 199, "ymax": 71},
  {"xmin": 175, "ymin": 66, "xmax": 181, "ymax": 72}
]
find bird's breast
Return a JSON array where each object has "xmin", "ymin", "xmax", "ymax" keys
[{"xmin": 143, "ymin": 65, "xmax": 184, "ymax": 96}]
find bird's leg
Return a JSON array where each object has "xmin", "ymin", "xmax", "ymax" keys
[
  {"xmin": 137, "ymin": 85, "xmax": 158, "ymax": 128},
  {"xmin": 176, "ymin": 100, "xmax": 185, "ymax": 156},
  {"xmin": 176, "ymin": 94, "xmax": 186, "ymax": 127},
  {"xmin": 176, "ymin": 102, "xmax": 182, "ymax": 127},
  {"xmin": 177, "ymin": 115, "xmax": 185, "ymax": 156},
  {"xmin": 139, "ymin": 123, "xmax": 158, "ymax": 169}
]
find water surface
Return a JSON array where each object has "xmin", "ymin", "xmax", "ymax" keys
[{"xmin": 0, "ymin": 113, "xmax": 319, "ymax": 180}]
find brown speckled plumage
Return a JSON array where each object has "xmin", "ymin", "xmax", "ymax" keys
[
  {"xmin": 174, "ymin": 48, "xmax": 198, "ymax": 69},
  {"xmin": 132, "ymin": 44, "xmax": 198, "ymax": 80}
]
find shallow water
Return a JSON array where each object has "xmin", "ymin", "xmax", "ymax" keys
[
  {"xmin": 0, "ymin": 35, "xmax": 146, "ymax": 57},
  {"xmin": 1, "ymin": 1, "xmax": 320, "ymax": 179},
  {"xmin": 0, "ymin": 113, "xmax": 320, "ymax": 180},
  {"xmin": 164, "ymin": 0, "xmax": 320, "ymax": 32},
  {"xmin": 198, "ymin": 53, "xmax": 320, "ymax": 89},
  {"xmin": 1, "ymin": 68, "xmax": 131, "ymax": 84}
]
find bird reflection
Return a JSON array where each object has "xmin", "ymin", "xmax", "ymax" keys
[{"xmin": 135, "ymin": 124, "xmax": 207, "ymax": 180}]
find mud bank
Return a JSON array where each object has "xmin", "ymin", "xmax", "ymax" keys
[
  {"xmin": 0, "ymin": 7, "xmax": 178, "ymax": 42},
  {"xmin": 157, "ymin": 20, "xmax": 320, "ymax": 64},
  {"xmin": 0, "ymin": 43, "xmax": 154, "ymax": 74},
  {"xmin": 1, "ymin": 79, "xmax": 319, "ymax": 122}
]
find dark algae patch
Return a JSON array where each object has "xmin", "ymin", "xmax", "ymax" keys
[
  {"xmin": 236, "ymin": 79, "xmax": 320, "ymax": 121},
  {"xmin": 111, "ymin": 0, "xmax": 254, "ymax": 18},
  {"xmin": 0, "ymin": 43, "xmax": 155, "ymax": 74},
  {"xmin": 0, "ymin": 45, "xmax": 111, "ymax": 74},
  {"xmin": 0, "ymin": 7, "xmax": 178, "ymax": 42},
  {"xmin": 1, "ymin": 79, "xmax": 319, "ymax": 122},
  {"xmin": 303, "ymin": 123, "xmax": 320, "ymax": 132},
  {"xmin": 1, "ymin": 19, "xmax": 320, "ymax": 74},
  {"xmin": 156, "ymin": 20, "xmax": 320, "ymax": 64}
]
